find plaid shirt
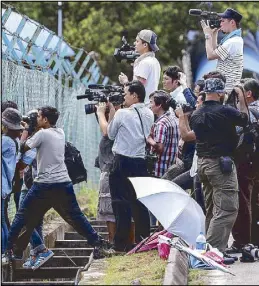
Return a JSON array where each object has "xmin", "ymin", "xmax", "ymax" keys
[{"xmin": 150, "ymin": 111, "xmax": 179, "ymax": 177}]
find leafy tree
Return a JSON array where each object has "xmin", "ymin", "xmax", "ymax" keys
[{"xmin": 4, "ymin": 1, "xmax": 259, "ymax": 82}]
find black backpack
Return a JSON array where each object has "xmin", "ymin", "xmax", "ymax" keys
[
  {"xmin": 64, "ymin": 141, "xmax": 87, "ymax": 185},
  {"xmin": 235, "ymin": 107, "xmax": 259, "ymax": 162}
]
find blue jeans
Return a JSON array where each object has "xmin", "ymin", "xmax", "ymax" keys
[
  {"xmin": 19, "ymin": 190, "xmax": 45, "ymax": 255},
  {"xmin": 2, "ymin": 198, "xmax": 9, "ymax": 253},
  {"xmin": 7, "ymin": 182, "xmax": 99, "ymax": 253}
]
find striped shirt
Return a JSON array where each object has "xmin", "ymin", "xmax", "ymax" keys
[
  {"xmin": 215, "ymin": 36, "xmax": 243, "ymax": 93},
  {"xmin": 150, "ymin": 111, "xmax": 180, "ymax": 177}
]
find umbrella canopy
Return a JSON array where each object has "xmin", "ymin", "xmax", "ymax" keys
[{"xmin": 128, "ymin": 177, "xmax": 205, "ymax": 247}]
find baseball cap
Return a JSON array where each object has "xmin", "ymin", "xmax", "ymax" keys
[
  {"xmin": 204, "ymin": 78, "xmax": 225, "ymax": 93},
  {"xmin": 2, "ymin": 107, "xmax": 24, "ymax": 130},
  {"xmin": 138, "ymin": 29, "xmax": 159, "ymax": 52},
  {"xmin": 218, "ymin": 8, "xmax": 243, "ymax": 23}
]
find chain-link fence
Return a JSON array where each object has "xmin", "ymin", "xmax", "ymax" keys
[{"xmin": 2, "ymin": 59, "xmax": 102, "ymax": 220}]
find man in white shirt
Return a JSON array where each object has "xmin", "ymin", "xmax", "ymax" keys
[
  {"xmin": 118, "ymin": 29, "xmax": 161, "ymax": 104},
  {"xmin": 201, "ymin": 8, "xmax": 243, "ymax": 93},
  {"xmin": 107, "ymin": 80, "xmax": 154, "ymax": 252},
  {"xmin": 162, "ymin": 66, "xmax": 187, "ymax": 105}
]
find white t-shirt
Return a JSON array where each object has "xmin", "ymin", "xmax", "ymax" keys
[
  {"xmin": 170, "ymin": 85, "xmax": 187, "ymax": 105},
  {"xmin": 215, "ymin": 36, "xmax": 244, "ymax": 92},
  {"xmin": 26, "ymin": 128, "xmax": 71, "ymax": 183},
  {"xmin": 133, "ymin": 56, "xmax": 161, "ymax": 104}
]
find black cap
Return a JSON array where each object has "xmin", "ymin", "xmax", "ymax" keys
[{"xmin": 218, "ymin": 8, "xmax": 243, "ymax": 23}]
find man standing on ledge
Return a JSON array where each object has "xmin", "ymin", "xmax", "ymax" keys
[
  {"xmin": 201, "ymin": 8, "xmax": 243, "ymax": 93},
  {"xmin": 118, "ymin": 29, "xmax": 161, "ymax": 104}
]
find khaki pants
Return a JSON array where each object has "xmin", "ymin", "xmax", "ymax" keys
[{"xmin": 197, "ymin": 157, "xmax": 239, "ymax": 252}]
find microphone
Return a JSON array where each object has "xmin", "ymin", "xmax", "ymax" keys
[
  {"xmin": 88, "ymin": 84, "xmax": 104, "ymax": 89},
  {"xmin": 76, "ymin": 95, "xmax": 89, "ymax": 100},
  {"xmin": 189, "ymin": 9, "xmax": 202, "ymax": 16}
]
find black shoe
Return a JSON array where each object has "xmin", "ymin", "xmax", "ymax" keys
[
  {"xmin": 225, "ymin": 244, "xmax": 243, "ymax": 254},
  {"xmin": 223, "ymin": 252, "xmax": 238, "ymax": 261},
  {"xmin": 92, "ymin": 238, "xmax": 116, "ymax": 259}
]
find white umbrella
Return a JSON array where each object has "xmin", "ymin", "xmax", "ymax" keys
[{"xmin": 128, "ymin": 177, "xmax": 205, "ymax": 247}]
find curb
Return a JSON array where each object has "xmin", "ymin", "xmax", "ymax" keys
[{"xmin": 163, "ymin": 237, "xmax": 189, "ymax": 285}]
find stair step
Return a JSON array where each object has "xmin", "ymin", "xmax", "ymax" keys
[
  {"xmin": 44, "ymin": 256, "xmax": 90, "ymax": 267},
  {"xmin": 2, "ymin": 281, "xmax": 75, "ymax": 285},
  {"xmin": 64, "ymin": 231, "xmax": 108, "ymax": 240},
  {"xmin": 14, "ymin": 267, "xmax": 81, "ymax": 280},
  {"xmin": 49, "ymin": 248, "xmax": 93, "ymax": 256},
  {"xmin": 55, "ymin": 240, "xmax": 90, "ymax": 248},
  {"xmin": 92, "ymin": 225, "xmax": 108, "ymax": 232}
]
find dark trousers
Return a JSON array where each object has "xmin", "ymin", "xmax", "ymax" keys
[
  {"xmin": 173, "ymin": 171, "xmax": 206, "ymax": 214},
  {"xmin": 232, "ymin": 161, "xmax": 252, "ymax": 246},
  {"xmin": 109, "ymin": 154, "xmax": 150, "ymax": 251},
  {"xmin": 7, "ymin": 182, "xmax": 99, "ymax": 253}
]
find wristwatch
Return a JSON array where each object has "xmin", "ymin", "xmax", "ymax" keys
[{"xmin": 205, "ymin": 34, "xmax": 211, "ymax": 40}]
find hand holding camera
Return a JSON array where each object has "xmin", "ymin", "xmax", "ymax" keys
[
  {"xmin": 200, "ymin": 19, "xmax": 219, "ymax": 36},
  {"xmin": 118, "ymin": 72, "xmax": 129, "ymax": 85}
]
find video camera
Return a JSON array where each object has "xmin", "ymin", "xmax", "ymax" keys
[
  {"xmin": 22, "ymin": 109, "xmax": 38, "ymax": 135},
  {"xmin": 189, "ymin": 9, "xmax": 221, "ymax": 29},
  {"xmin": 76, "ymin": 84, "xmax": 124, "ymax": 115},
  {"xmin": 114, "ymin": 32, "xmax": 140, "ymax": 63},
  {"xmin": 240, "ymin": 244, "xmax": 259, "ymax": 262}
]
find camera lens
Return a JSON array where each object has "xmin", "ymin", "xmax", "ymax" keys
[{"xmin": 84, "ymin": 104, "xmax": 97, "ymax": 115}]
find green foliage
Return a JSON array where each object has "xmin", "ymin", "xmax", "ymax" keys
[
  {"xmin": 76, "ymin": 185, "xmax": 98, "ymax": 218},
  {"xmin": 4, "ymin": 1, "xmax": 259, "ymax": 81}
]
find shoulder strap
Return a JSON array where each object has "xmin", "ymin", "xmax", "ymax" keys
[{"xmin": 134, "ymin": 108, "xmax": 147, "ymax": 145}]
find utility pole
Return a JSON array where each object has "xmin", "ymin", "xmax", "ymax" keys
[{"xmin": 57, "ymin": 1, "xmax": 63, "ymax": 108}]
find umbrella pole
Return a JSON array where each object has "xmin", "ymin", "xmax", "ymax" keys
[{"xmin": 134, "ymin": 225, "xmax": 163, "ymax": 254}]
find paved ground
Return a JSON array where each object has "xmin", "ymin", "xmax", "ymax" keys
[{"xmin": 201, "ymin": 253, "xmax": 259, "ymax": 285}]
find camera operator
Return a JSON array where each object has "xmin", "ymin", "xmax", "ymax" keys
[
  {"xmin": 201, "ymin": 8, "xmax": 243, "ymax": 92},
  {"xmin": 107, "ymin": 80, "xmax": 154, "ymax": 252},
  {"xmin": 190, "ymin": 77, "xmax": 249, "ymax": 255},
  {"xmin": 118, "ymin": 29, "xmax": 161, "ymax": 104},
  {"xmin": 226, "ymin": 79, "xmax": 259, "ymax": 253}
]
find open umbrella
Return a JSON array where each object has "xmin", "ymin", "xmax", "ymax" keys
[{"xmin": 128, "ymin": 177, "xmax": 205, "ymax": 247}]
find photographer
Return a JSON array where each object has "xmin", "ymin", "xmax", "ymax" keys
[
  {"xmin": 6, "ymin": 106, "xmax": 113, "ymax": 268},
  {"xmin": 147, "ymin": 90, "xmax": 179, "ymax": 178},
  {"xmin": 227, "ymin": 79, "xmax": 259, "ymax": 253},
  {"xmin": 201, "ymin": 8, "xmax": 243, "ymax": 92},
  {"xmin": 190, "ymin": 77, "xmax": 249, "ymax": 254},
  {"xmin": 95, "ymin": 102, "xmax": 135, "ymax": 246},
  {"xmin": 118, "ymin": 29, "xmax": 161, "ymax": 104},
  {"xmin": 108, "ymin": 80, "xmax": 154, "ymax": 252}
]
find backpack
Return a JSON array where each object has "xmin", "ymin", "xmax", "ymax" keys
[{"xmin": 64, "ymin": 141, "xmax": 87, "ymax": 185}]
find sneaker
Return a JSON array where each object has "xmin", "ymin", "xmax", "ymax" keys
[
  {"xmin": 2, "ymin": 254, "xmax": 10, "ymax": 265},
  {"xmin": 31, "ymin": 249, "xmax": 54, "ymax": 270},
  {"xmin": 92, "ymin": 239, "xmax": 117, "ymax": 259},
  {"xmin": 22, "ymin": 256, "xmax": 37, "ymax": 269},
  {"xmin": 225, "ymin": 244, "xmax": 243, "ymax": 254}
]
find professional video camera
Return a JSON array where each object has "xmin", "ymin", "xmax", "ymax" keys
[
  {"xmin": 240, "ymin": 244, "xmax": 259, "ymax": 262},
  {"xmin": 189, "ymin": 9, "xmax": 221, "ymax": 29},
  {"xmin": 22, "ymin": 109, "xmax": 38, "ymax": 135},
  {"xmin": 76, "ymin": 84, "xmax": 124, "ymax": 115},
  {"xmin": 114, "ymin": 32, "xmax": 139, "ymax": 63}
]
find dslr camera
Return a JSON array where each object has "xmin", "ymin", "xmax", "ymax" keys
[
  {"xmin": 189, "ymin": 9, "xmax": 221, "ymax": 29},
  {"xmin": 167, "ymin": 98, "xmax": 196, "ymax": 114},
  {"xmin": 114, "ymin": 32, "xmax": 139, "ymax": 63},
  {"xmin": 22, "ymin": 109, "xmax": 38, "ymax": 135},
  {"xmin": 76, "ymin": 84, "xmax": 124, "ymax": 115}
]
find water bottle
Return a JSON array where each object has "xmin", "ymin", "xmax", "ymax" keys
[{"xmin": 195, "ymin": 232, "xmax": 206, "ymax": 253}]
